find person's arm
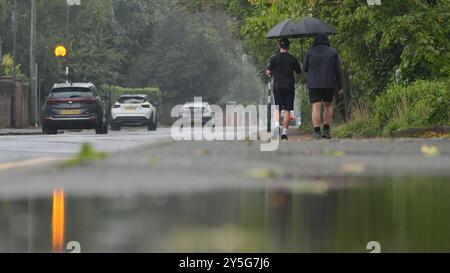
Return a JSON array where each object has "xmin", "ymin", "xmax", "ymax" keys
[
  {"xmin": 302, "ymin": 52, "xmax": 310, "ymax": 73},
  {"xmin": 295, "ymin": 59, "xmax": 301, "ymax": 75},
  {"xmin": 294, "ymin": 58, "xmax": 302, "ymax": 82},
  {"xmin": 335, "ymin": 52, "xmax": 344, "ymax": 95},
  {"xmin": 266, "ymin": 57, "xmax": 274, "ymax": 77}
]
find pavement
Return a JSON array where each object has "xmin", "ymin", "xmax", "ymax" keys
[
  {"xmin": 0, "ymin": 128, "xmax": 42, "ymax": 136},
  {"xmin": 0, "ymin": 128, "xmax": 449, "ymax": 199}
]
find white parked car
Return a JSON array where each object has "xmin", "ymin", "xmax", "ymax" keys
[
  {"xmin": 110, "ymin": 94, "xmax": 157, "ymax": 131},
  {"xmin": 180, "ymin": 102, "xmax": 214, "ymax": 127}
]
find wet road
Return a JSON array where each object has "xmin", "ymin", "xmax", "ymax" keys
[
  {"xmin": 0, "ymin": 132, "xmax": 449, "ymax": 252},
  {"xmin": 0, "ymin": 128, "xmax": 173, "ymax": 164},
  {"xmin": 2, "ymin": 177, "xmax": 449, "ymax": 253}
]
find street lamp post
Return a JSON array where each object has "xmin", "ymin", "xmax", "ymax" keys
[
  {"xmin": 65, "ymin": 0, "xmax": 81, "ymax": 83},
  {"xmin": 12, "ymin": 0, "xmax": 17, "ymax": 82},
  {"xmin": 65, "ymin": 3, "xmax": 70, "ymax": 83},
  {"xmin": 12, "ymin": 0, "xmax": 18, "ymax": 128},
  {"xmin": 0, "ymin": 35, "xmax": 3, "ymax": 76},
  {"xmin": 30, "ymin": 0, "xmax": 37, "ymax": 126}
]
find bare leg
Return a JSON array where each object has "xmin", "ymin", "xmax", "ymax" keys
[
  {"xmin": 274, "ymin": 110, "xmax": 280, "ymax": 125},
  {"xmin": 283, "ymin": 110, "xmax": 290, "ymax": 130},
  {"xmin": 324, "ymin": 102, "xmax": 333, "ymax": 125},
  {"xmin": 311, "ymin": 102, "xmax": 322, "ymax": 127}
]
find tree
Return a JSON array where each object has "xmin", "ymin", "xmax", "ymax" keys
[{"xmin": 231, "ymin": 0, "xmax": 450, "ymax": 105}]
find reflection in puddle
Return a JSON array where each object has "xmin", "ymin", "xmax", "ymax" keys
[
  {"xmin": 52, "ymin": 189, "xmax": 65, "ymax": 253},
  {"xmin": 0, "ymin": 176, "xmax": 449, "ymax": 253}
]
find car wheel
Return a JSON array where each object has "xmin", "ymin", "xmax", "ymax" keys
[
  {"xmin": 111, "ymin": 122, "xmax": 121, "ymax": 131},
  {"xmin": 43, "ymin": 124, "xmax": 57, "ymax": 135},
  {"xmin": 102, "ymin": 122, "xmax": 109, "ymax": 134},
  {"xmin": 152, "ymin": 115, "xmax": 157, "ymax": 131},
  {"xmin": 46, "ymin": 127, "xmax": 58, "ymax": 135},
  {"xmin": 148, "ymin": 114, "xmax": 157, "ymax": 131},
  {"xmin": 147, "ymin": 119, "xmax": 155, "ymax": 131},
  {"xmin": 95, "ymin": 122, "xmax": 106, "ymax": 135}
]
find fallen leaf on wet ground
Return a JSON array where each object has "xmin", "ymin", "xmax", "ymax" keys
[
  {"xmin": 421, "ymin": 145, "xmax": 440, "ymax": 157},
  {"xmin": 342, "ymin": 163, "xmax": 365, "ymax": 174},
  {"xmin": 245, "ymin": 168, "xmax": 281, "ymax": 179},
  {"xmin": 324, "ymin": 149, "xmax": 346, "ymax": 157},
  {"xmin": 195, "ymin": 148, "xmax": 211, "ymax": 156},
  {"xmin": 291, "ymin": 181, "xmax": 329, "ymax": 195},
  {"xmin": 149, "ymin": 156, "xmax": 161, "ymax": 166}
]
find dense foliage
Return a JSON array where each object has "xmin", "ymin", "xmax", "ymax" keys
[
  {"xmin": 0, "ymin": 0, "xmax": 263, "ymax": 111},
  {"xmin": 227, "ymin": 0, "xmax": 450, "ymax": 134},
  {"xmin": 375, "ymin": 80, "xmax": 450, "ymax": 134},
  {"xmin": 229, "ymin": 0, "xmax": 450, "ymax": 102},
  {"xmin": 1, "ymin": 0, "xmax": 448, "ymax": 132},
  {"xmin": 105, "ymin": 85, "xmax": 162, "ymax": 108}
]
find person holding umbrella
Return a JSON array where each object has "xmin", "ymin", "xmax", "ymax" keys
[
  {"xmin": 266, "ymin": 38, "xmax": 302, "ymax": 140},
  {"xmin": 303, "ymin": 33, "xmax": 343, "ymax": 139}
]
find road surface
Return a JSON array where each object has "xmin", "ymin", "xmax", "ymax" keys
[
  {"xmin": 0, "ymin": 132, "xmax": 449, "ymax": 198},
  {"xmin": 0, "ymin": 128, "xmax": 173, "ymax": 163},
  {"xmin": 0, "ymin": 130, "xmax": 449, "ymax": 252}
]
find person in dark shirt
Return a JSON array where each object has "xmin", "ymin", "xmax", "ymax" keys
[
  {"xmin": 303, "ymin": 33, "xmax": 343, "ymax": 139},
  {"xmin": 266, "ymin": 38, "xmax": 302, "ymax": 140}
]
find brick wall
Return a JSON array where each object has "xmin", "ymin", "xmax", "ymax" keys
[{"xmin": 0, "ymin": 76, "xmax": 30, "ymax": 128}]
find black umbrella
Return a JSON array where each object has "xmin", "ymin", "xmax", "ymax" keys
[
  {"xmin": 266, "ymin": 19, "xmax": 300, "ymax": 39},
  {"xmin": 295, "ymin": 17, "xmax": 336, "ymax": 37},
  {"xmin": 266, "ymin": 17, "xmax": 335, "ymax": 39}
]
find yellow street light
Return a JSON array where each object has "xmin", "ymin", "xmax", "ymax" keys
[{"xmin": 54, "ymin": 45, "xmax": 67, "ymax": 58}]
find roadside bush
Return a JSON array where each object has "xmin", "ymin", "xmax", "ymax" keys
[
  {"xmin": 101, "ymin": 85, "xmax": 161, "ymax": 108},
  {"xmin": 375, "ymin": 80, "xmax": 450, "ymax": 135},
  {"xmin": 334, "ymin": 104, "xmax": 380, "ymax": 138},
  {"xmin": 1, "ymin": 54, "xmax": 29, "ymax": 84},
  {"xmin": 334, "ymin": 119, "xmax": 379, "ymax": 138}
]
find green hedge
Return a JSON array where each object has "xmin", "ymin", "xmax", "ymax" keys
[
  {"xmin": 334, "ymin": 119, "xmax": 381, "ymax": 138},
  {"xmin": 374, "ymin": 80, "xmax": 450, "ymax": 135},
  {"xmin": 101, "ymin": 85, "xmax": 161, "ymax": 107}
]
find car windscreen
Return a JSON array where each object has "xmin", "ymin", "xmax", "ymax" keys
[
  {"xmin": 118, "ymin": 97, "xmax": 146, "ymax": 104},
  {"xmin": 49, "ymin": 88, "xmax": 94, "ymax": 99}
]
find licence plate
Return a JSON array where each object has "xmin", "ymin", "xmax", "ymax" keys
[
  {"xmin": 61, "ymin": 109, "xmax": 81, "ymax": 115},
  {"xmin": 125, "ymin": 107, "xmax": 137, "ymax": 111}
]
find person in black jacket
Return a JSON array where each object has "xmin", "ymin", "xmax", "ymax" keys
[
  {"xmin": 303, "ymin": 33, "xmax": 343, "ymax": 139},
  {"xmin": 266, "ymin": 38, "xmax": 302, "ymax": 140}
]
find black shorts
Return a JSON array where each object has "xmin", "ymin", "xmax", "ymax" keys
[
  {"xmin": 309, "ymin": 88, "xmax": 334, "ymax": 103},
  {"xmin": 273, "ymin": 86, "xmax": 295, "ymax": 111}
]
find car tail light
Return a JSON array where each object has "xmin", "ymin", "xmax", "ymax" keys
[
  {"xmin": 46, "ymin": 99, "xmax": 61, "ymax": 105},
  {"xmin": 142, "ymin": 105, "xmax": 150, "ymax": 108}
]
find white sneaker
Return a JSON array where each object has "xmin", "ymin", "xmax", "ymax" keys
[
  {"xmin": 272, "ymin": 122, "xmax": 280, "ymax": 130},
  {"xmin": 269, "ymin": 123, "xmax": 280, "ymax": 137}
]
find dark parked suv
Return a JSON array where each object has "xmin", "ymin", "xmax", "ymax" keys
[{"xmin": 41, "ymin": 82, "xmax": 108, "ymax": 135}]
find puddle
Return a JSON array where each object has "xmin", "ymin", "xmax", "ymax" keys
[{"xmin": 0, "ymin": 176, "xmax": 449, "ymax": 253}]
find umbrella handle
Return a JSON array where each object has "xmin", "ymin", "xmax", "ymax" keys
[
  {"xmin": 267, "ymin": 77, "xmax": 273, "ymax": 96},
  {"xmin": 266, "ymin": 77, "xmax": 273, "ymax": 133}
]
